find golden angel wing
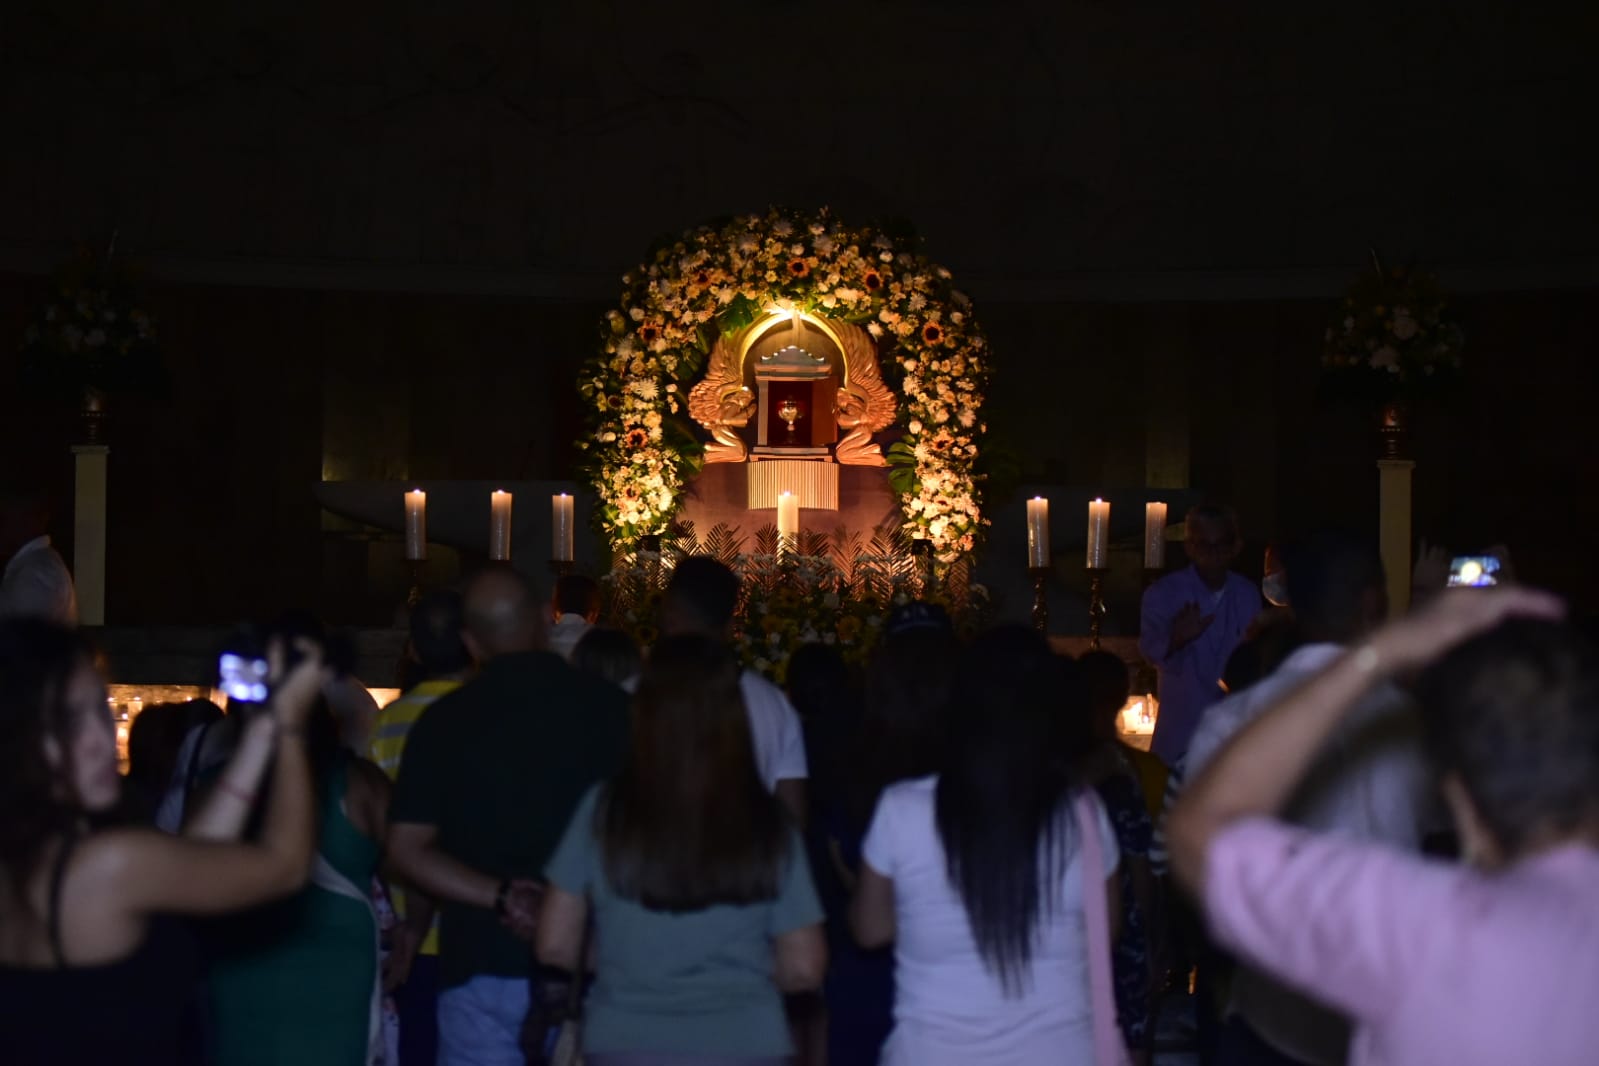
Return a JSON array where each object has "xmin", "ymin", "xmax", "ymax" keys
[
  {"xmin": 835, "ymin": 325, "xmax": 896, "ymax": 465},
  {"xmin": 687, "ymin": 337, "xmax": 744, "ymax": 428}
]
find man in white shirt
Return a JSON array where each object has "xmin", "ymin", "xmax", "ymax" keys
[
  {"xmin": 547, "ymin": 574, "xmax": 601, "ymax": 662},
  {"xmin": 0, "ymin": 490, "xmax": 78, "ymax": 627},
  {"xmin": 1177, "ymin": 531, "xmax": 1434, "ymax": 1066},
  {"xmin": 1139, "ymin": 504, "xmax": 1260, "ymax": 767},
  {"xmin": 660, "ymin": 557, "xmax": 809, "ymax": 823}
]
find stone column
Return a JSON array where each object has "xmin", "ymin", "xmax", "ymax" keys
[
  {"xmin": 72, "ymin": 444, "xmax": 110, "ymax": 625},
  {"xmin": 1377, "ymin": 459, "xmax": 1415, "ymax": 614}
]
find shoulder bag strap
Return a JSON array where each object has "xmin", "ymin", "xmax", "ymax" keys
[{"xmin": 1074, "ymin": 790, "xmax": 1131, "ymax": 1066}]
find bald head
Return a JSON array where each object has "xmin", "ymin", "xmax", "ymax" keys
[{"xmin": 462, "ymin": 567, "xmax": 545, "ymax": 661}]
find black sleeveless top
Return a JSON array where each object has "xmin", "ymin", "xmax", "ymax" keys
[{"xmin": 0, "ymin": 835, "xmax": 201, "ymax": 1064}]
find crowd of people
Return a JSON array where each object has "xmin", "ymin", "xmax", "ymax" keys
[{"xmin": 1, "ymin": 499, "xmax": 1597, "ymax": 1066}]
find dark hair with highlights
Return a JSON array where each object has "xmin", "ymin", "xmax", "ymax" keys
[
  {"xmin": 0, "ymin": 619, "xmax": 98, "ymax": 892},
  {"xmin": 600, "ymin": 634, "xmax": 788, "ymax": 910},
  {"xmin": 1415, "ymin": 619, "xmax": 1599, "ymax": 859}
]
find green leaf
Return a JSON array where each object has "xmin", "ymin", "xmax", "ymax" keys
[{"xmin": 716, "ymin": 294, "xmax": 759, "ymax": 335}]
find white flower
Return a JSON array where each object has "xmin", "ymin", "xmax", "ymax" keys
[
  {"xmin": 629, "ymin": 307, "xmax": 645, "ymax": 322},
  {"xmin": 908, "ymin": 419, "xmax": 923, "ymax": 434},
  {"xmin": 1391, "ymin": 308, "xmax": 1419, "ymax": 340},
  {"xmin": 773, "ymin": 220, "xmax": 794, "ymax": 237},
  {"xmin": 1371, "ymin": 346, "xmax": 1399, "ymax": 369},
  {"xmin": 867, "ymin": 321, "xmax": 883, "ymax": 338}
]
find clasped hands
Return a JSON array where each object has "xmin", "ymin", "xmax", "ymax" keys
[{"xmin": 498, "ymin": 879, "xmax": 544, "ymax": 943}]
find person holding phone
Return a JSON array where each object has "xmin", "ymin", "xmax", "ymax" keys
[
  {"xmin": 1169, "ymin": 588, "xmax": 1599, "ymax": 1064},
  {"xmin": 0, "ymin": 618, "xmax": 325, "ymax": 1064}
]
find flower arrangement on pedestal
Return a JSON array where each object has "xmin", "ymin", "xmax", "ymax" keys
[
  {"xmin": 1322, "ymin": 261, "xmax": 1463, "ymax": 397},
  {"xmin": 19, "ymin": 249, "xmax": 162, "ymax": 390},
  {"xmin": 579, "ymin": 208, "xmax": 991, "ymax": 562}
]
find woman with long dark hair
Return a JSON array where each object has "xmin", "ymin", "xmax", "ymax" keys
[
  {"xmin": 0, "ymin": 619, "xmax": 323, "ymax": 1064},
  {"xmin": 851, "ymin": 625, "xmax": 1121, "ymax": 1065},
  {"xmin": 537, "ymin": 634, "xmax": 826, "ymax": 1065}
]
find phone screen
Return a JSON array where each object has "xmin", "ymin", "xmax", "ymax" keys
[
  {"xmin": 1448, "ymin": 555, "xmax": 1501, "ymax": 588},
  {"xmin": 219, "ymin": 653, "xmax": 271, "ymax": 703}
]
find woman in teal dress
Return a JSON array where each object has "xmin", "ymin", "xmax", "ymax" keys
[{"xmin": 207, "ymin": 704, "xmax": 392, "ymax": 1066}]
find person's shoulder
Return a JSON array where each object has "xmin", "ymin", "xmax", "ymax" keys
[
  {"xmin": 740, "ymin": 668, "xmax": 794, "ymax": 712},
  {"xmin": 881, "ymin": 774, "xmax": 937, "ymax": 808}
]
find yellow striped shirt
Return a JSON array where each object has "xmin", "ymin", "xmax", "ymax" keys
[{"xmin": 368, "ymin": 679, "xmax": 463, "ymax": 955}]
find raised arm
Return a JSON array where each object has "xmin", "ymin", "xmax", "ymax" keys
[
  {"xmin": 182, "ymin": 713, "xmax": 279, "ymax": 840},
  {"xmin": 1169, "ymin": 587, "xmax": 1562, "ymax": 896},
  {"xmin": 87, "ymin": 643, "xmax": 328, "ymax": 917}
]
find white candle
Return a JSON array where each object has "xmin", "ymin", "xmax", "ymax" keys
[
  {"xmin": 1144, "ymin": 501, "xmax": 1168, "ymax": 569},
  {"xmin": 489, "ymin": 490, "xmax": 513, "ymax": 561},
  {"xmin": 404, "ymin": 489, "xmax": 427, "ymax": 561},
  {"xmin": 777, "ymin": 491, "xmax": 799, "ymax": 554},
  {"xmin": 1086, "ymin": 498, "xmax": 1110, "ymax": 569},
  {"xmin": 1026, "ymin": 497, "xmax": 1050, "ymax": 569},
  {"xmin": 552, "ymin": 493, "xmax": 575, "ymax": 562}
]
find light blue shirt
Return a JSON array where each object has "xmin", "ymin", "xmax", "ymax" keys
[{"xmin": 1138, "ymin": 565, "xmax": 1259, "ymax": 766}]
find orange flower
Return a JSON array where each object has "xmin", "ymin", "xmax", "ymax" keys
[
  {"xmin": 787, "ymin": 258, "xmax": 810, "ymax": 278},
  {"xmin": 638, "ymin": 324, "xmax": 661, "ymax": 344},
  {"xmin": 625, "ymin": 428, "xmax": 649, "ymax": 448},
  {"xmin": 863, "ymin": 271, "xmax": 883, "ymax": 291},
  {"xmin": 922, "ymin": 322, "xmax": 945, "ymax": 345}
]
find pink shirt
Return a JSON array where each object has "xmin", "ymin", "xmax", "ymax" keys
[{"xmin": 1206, "ymin": 818, "xmax": 1599, "ymax": 1066}]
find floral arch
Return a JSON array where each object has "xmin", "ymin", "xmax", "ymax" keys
[{"xmin": 578, "ymin": 208, "xmax": 991, "ymax": 561}]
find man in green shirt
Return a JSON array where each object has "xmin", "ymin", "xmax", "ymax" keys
[{"xmin": 389, "ymin": 566, "xmax": 629, "ymax": 1066}]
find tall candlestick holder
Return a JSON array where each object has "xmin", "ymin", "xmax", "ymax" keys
[
  {"xmin": 1087, "ymin": 568, "xmax": 1109, "ymax": 650},
  {"xmin": 549, "ymin": 559, "xmax": 574, "ymax": 579},
  {"xmin": 1030, "ymin": 567, "xmax": 1050, "ymax": 634},
  {"xmin": 406, "ymin": 561, "xmax": 426, "ymax": 609},
  {"xmin": 639, "ymin": 534, "xmax": 663, "ymax": 588},
  {"xmin": 912, "ymin": 539, "xmax": 935, "ymax": 597}
]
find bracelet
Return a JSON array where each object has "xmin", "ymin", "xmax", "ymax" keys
[
  {"xmin": 218, "ymin": 780, "xmax": 256, "ymax": 805},
  {"xmin": 493, "ymin": 879, "xmax": 512, "ymax": 916},
  {"xmin": 1351, "ymin": 644, "xmax": 1381, "ymax": 675}
]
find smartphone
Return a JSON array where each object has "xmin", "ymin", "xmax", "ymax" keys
[
  {"xmin": 218, "ymin": 652, "xmax": 271, "ymax": 704},
  {"xmin": 1448, "ymin": 555, "xmax": 1501, "ymax": 588}
]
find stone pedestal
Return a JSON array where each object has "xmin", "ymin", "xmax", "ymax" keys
[
  {"xmin": 1378, "ymin": 459, "xmax": 1415, "ymax": 614},
  {"xmin": 72, "ymin": 444, "xmax": 110, "ymax": 626}
]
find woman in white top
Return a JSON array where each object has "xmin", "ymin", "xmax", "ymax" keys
[{"xmin": 852, "ymin": 626, "xmax": 1121, "ymax": 1066}]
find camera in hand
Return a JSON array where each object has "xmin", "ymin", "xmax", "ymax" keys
[
  {"xmin": 216, "ymin": 616, "xmax": 355, "ymax": 706},
  {"xmin": 1448, "ymin": 555, "xmax": 1501, "ymax": 588}
]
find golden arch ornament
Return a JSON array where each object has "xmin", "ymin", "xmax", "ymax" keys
[{"xmin": 579, "ymin": 208, "xmax": 991, "ymax": 560}]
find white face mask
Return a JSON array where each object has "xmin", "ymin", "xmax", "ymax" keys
[{"xmin": 1262, "ymin": 572, "xmax": 1290, "ymax": 608}]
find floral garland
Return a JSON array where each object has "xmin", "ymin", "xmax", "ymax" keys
[
  {"xmin": 579, "ymin": 208, "xmax": 990, "ymax": 559},
  {"xmin": 1322, "ymin": 262, "xmax": 1462, "ymax": 396}
]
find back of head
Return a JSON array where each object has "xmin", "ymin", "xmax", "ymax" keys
[
  {"xmin": 938, "ymin": 625, "xmax": 1077, "ymax": 994},
  {"xmin": 571, "ymin": 627, "xmax": 642, "ymax": 689},
  {"xmin": 786, "ymin": 642, "xmax": 854, "ymax": 721},
  {"xmin": 661, "ymin": 556, "xmax": 741, "ymax": 637},
  {"xmin": 862, "ymin": 623, "xmax": 959, "ymax": 798},
  {"xmin": 603, "ymin": 633, "xmax": 785, "ymax": 910},
  {"xmin": 553, "ymin": 574, "xmax": 602, "ymax": 621},
  {"xmin": 409, "ymin": 589, "xmax": 471, "ymax": 679},
  {"xmin": 0, "ymin": 619, "xmax": 95, "ymax": 882},
  {"xmin": 1415, "ymin": 619, "xmax": 1599, "ymax": 860},
  {"xmin": 463, "ymin": 566, "xmax": 545, "ymax": 660},
  {"xmin": 1284, "ymin": 530, "xmax": 1386, "ymax": 642},
  {"xmin": 1076, "ymin": 650, "xmax": 1130, "ymax": 726}
]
